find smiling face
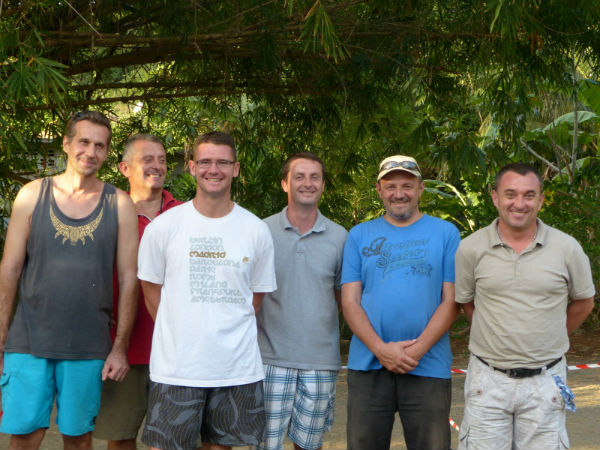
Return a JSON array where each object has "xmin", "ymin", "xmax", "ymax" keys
[
  {"xmin": 189, "ymin": 142, "xmax": 240, "ymax": 199},
  {"xmin": 376, "ymin": 170, "xmax": 424, "ymax": 225},
  {"xmin": 492, "ymin": 170, "xmax": 544, "ymax": 233},
  {"xmin": 62, "ymin": 120, "xmax": 110, "ymax": 177},
  {"xmin": 282, "ymin": 158, "xmax": 325, "ymax": 209},
  {"xmin": 120, "ymin": 139, "xmax": 167, "ymax": 194}
]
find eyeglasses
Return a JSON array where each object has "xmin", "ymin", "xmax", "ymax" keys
[
  {"xmin": 379, "ymin": 160, "xmax": 421, "ymax": 173},
  {"xmin": 194, "ymin": 159, "xmax": 236, "ymax": 169}
]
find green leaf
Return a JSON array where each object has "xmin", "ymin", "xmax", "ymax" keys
[
  {"xmin": 548, "ymin": 111, "xmax": 598, "ymax": 129},
  {"xmin": 579, "ymin": 79, "xmax": 600, "ymax": 115}
]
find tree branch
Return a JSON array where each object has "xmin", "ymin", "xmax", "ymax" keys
[
  {"xmin": 520, "ymin": 138, "xmax": 560, "ymax": 172},
  {"xmin": 22, "ymin": 83, "xmax": 331, "ymax": 111}
]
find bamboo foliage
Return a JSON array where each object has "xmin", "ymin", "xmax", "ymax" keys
[{"xmin": 1, "ymin": 0, "xmax": 600, "ymax": 237}]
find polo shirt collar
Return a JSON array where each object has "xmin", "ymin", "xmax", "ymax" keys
[
  {"xmin": 133, "ymin": 189, "xmax": 179, "ymax": 222},
  {"xmin": 161, "ymin": 189, "xmax": 178, "ymax": 209},
  {"xmin": 532, "ymin": 218, "xmax": 548, "ymax": 246},
  {"xmin": 487, "ymin": 217, "xmax": 547, "ymax": 248},
  {"xmin": 279, "ymin": 206, "xmax": 327, "ymax": 234},
  {"xmin": 485, "ymin": 218, "xmax": 501, "ymax": 247}
]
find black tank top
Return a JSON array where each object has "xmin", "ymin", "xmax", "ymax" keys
[{"xmin": 5, "ymin": 177, "xmax": 119, "ymax": 359}]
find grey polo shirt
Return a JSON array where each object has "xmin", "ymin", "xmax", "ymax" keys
[
  {"xmin": 455, "ymin": 218, "xmax": 595, "ymax": 368},
  {"xmin": 257, "ymin": 207, "xmax": 347, "ymax": 370}
]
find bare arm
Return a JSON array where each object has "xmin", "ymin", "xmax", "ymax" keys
[
  {"xmin": 0, "ymin": 181, "xmax": 40, "ymax": 374},
  {"xmin": 334, "ymin": 289, "xmax": 342, "ymax": 311},
  {"xmin": 342, "ymin": 281, "xmax": 417, "ymax": 374},
  {"xmin": 142, "ymin": 281, "xmax": 162, "ymax": 321},
  {"xmin": 102, "ymin": 191, "xmax": 138, "ymax": 382},
  {"xmin": 405, "ymin": 282, "xmax": 459, "ymax": 362},
  {"xmin": 461, "ymin": 301, "xmax": 474, "ymax": 323},
  {"xmin": 253, "ymin": 293, "xmax": 265, "ymax": 313},
  {"xmin": 566, "ymin": 297, "xmax": 594, "ymax": 334}
]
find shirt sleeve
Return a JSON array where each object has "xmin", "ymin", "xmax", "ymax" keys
[
  {"xmin": 442, "ymin": 224, "xmax": 461, "ymax": 283},
  {"xmin": 138, "ymin": 219, "xmax": 166, "ymax": 285},
  {"xmin": 341, "ymin": 228, "xmax": 362, "ymax": 285},
  {"xmin": 454, "ymin": 240, "xmax": 475, "ymax": 304},
  {"xmin": 566, "ymin": 240, "xmax": 596, "ymax": 300},
  {"xmin": 249, "ymin": 222, "xmax": 277, "ymax": 293},
  {"xmin": 333, "ymin": 229, "xmax": 348, "ymax": 291}
]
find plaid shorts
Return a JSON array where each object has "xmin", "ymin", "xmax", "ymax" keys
[{"xmin": 258, "ymin": 364, "xmax": 338, "ymax": 450}]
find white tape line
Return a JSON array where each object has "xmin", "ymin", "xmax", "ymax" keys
[
  {"xmin": 449, "ymin": 417, "xmax": 460, "ymax": 432},
  {"xmin": 567, "ymin": 363, "xmax": 600, "ymax": 371}
]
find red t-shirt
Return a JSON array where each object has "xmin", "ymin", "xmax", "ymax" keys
[{"xmin": 111, "ymin": 190, "xmax": 183, "ymax": 365}]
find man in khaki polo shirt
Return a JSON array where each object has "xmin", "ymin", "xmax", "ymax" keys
[{"xmin": 455, "ymin": 163, "xmax": 595, "ymax": 450}]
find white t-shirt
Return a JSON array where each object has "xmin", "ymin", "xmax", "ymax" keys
[{"xmin": 138, "ymin": 202, "xmax": 276, "ymax": 387}]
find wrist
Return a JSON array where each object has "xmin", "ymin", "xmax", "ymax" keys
[
  {"xmin": 110, "ymin": 341, "xmax": 128, "ymax": 354},
  {"xmin": 372, "ymin": 339, "xmax": 388, "ymax": 358},
  {"xmin": 409, "ymin": 340, "xmax": 427, "ymax": 358}
]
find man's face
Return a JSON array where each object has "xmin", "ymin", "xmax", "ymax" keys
[
  {"xmin": 282, "ymin": 158, "xmax": 325, "ymax": 209},
  {"xmin": 120, "ymin": 140, "xmax": 167, "ymax": 193},
  {"xmin": 376, "ymin": 171, "xmax": 424, "ymax": 223},
  {"xmin": 62, "ymin": 120, "xmax": 110, "ymax": 177},
  {"xmin": 189, "ymin": 142, "xmax": 240, "ymax": 198},
  {"xmin": 492, "ymin": 170, "xmax": 544, "ymax": 232}
]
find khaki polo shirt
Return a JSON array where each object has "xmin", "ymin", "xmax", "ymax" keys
[{"xmin": 455, "ymin": 218, "xmax": 595, "ymax": 368}]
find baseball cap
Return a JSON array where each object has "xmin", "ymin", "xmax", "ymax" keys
[{"xmin": 377, "ymin": 155, "xmax": 421, "ymax": 181}]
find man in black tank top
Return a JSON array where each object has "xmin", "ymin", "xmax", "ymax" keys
[{"xmin": 0, "ymin": 111, "xmax": 139, "ymax": 450}]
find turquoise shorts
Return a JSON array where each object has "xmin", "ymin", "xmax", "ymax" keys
[{"xmin": 0, "ymin": 352, "xmax": 104, "ymax": 436}]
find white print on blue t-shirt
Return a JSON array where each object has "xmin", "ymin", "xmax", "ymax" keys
[
  {"xmin": 341, "ymin": 215, "xmax": 461, "ymax": 377},
  {"xmin": 362, "ymin": 236, "xmax": 433, "ymax": 278}
]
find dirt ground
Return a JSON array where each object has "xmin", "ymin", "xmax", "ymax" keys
[
  {"xmin": 1, "ymin": 331, "xmax": 599, "ymax": 449},
  {"xmin": 316, "ymin": 332, "xmax": 600, "ymax": 450}
]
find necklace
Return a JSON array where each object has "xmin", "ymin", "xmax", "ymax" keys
[{"xmin": 497, "ymin": 221, "xmax": 538, "ymax": 246}]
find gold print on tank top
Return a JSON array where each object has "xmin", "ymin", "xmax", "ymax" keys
[{"xmin": 49, "ymin": 203, "xmax": 103, "ymax": 245}]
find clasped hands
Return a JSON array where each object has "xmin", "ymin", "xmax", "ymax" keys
[{"xmin": 374, "ymin": 339, "xmax": 424, "ymax": 374}]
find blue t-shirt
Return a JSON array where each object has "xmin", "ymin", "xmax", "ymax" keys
[{"xmin": 341, "ymin": 214, "xmax": 460, "ymax": 378}]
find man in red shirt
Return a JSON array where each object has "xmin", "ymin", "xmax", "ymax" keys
[{"xmin": 94, "ymin": 134, "xmax": 182, "ymax": 449}]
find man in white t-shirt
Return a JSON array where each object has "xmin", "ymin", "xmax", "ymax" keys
[{"xmin": 137, "ymin": 131, "xmax": 276, "ymax": 450}]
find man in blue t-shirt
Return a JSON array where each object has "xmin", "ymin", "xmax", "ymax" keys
[{"xmin": 341, "ymin": 155, "xmax": 460, "ymax": 450}]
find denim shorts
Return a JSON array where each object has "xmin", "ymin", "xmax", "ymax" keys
[{"xmin": 0, "ymin": 352, "xmax": 104, "ymax": 436}]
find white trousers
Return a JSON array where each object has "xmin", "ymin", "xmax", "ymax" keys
[{"xmin": 458, "ymin": 354, "xmax": 570, "ymax": 450}]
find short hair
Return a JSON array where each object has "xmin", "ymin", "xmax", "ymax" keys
[
  {"xmin": 122, "ymin": 133, "xmax": 164, "ymax": 163},
  {"xmin": 192, "ymin": 131, "xmax": 236, "ymax": 161},
  {"xmin": 65, "ymin": 111, "xmax": 112, "ymax": 147},
  {"xmin": 281, "ymin": 152, "xmax": 326, "ymax": 181},
  {"xmin": 494, "ymin": 163, "xmax": 544, "ymax": 192}
]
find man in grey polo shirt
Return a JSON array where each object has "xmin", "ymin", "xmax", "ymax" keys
[
  {"xmin": 455, "ymin": 162, "xmax": 595, "ymax": 450},
  {"xmin": 257, "ymin": 152, "xmax": 347, "ymax": 450}
]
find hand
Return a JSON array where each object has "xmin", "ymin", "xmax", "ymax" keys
[
  {"xmin": 375, "ymin": 339, "xmax": 419, "ymax": 374},
  {"xmin": 404, "ymin": 340, "xmax": 427, "ymax": 364},
  {"xmin": 101, "ymin": 348, "xmax": 129, "ymax": 382}
]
